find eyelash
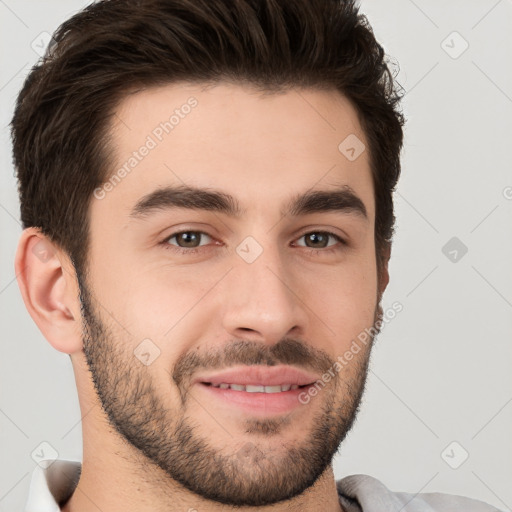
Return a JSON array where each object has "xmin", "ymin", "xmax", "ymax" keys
[{"xmin": 160, "ymin": 230, "xmax": 347, "ymax": 256}]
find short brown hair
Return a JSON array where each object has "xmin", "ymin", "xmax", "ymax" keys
[{"xmin": 11, "ymin": 0, "xmax": 404, "ymax": 279}]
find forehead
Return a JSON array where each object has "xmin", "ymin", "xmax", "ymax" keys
[{"xmin": 96, "ymin": 81, "xmax": 374, "ymax": 222}]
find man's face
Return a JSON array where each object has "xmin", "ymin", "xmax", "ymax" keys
[{"xmin": 79, "ymin": 82, "xmax": 383, "ymax": 506}]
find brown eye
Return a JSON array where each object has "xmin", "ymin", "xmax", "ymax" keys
[
  {"xmin": 304, "ymin": 232, "xmax": 329, "ymax": 248},
  {"xmin": 166, "ymin": 231, "xmax": 212, "ymax": 248},
  {"xmin": 296, "ymin": 231, "xmax": 344, "ymax": 249}
]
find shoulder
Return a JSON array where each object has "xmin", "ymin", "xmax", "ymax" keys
[{"xmin": 336, "ymin": 474, "xmax": 502, "ymax": 512}]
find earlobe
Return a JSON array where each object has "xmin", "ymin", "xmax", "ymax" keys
[{"xmin": 14, "ymin": 228, "xmax": 83, "ymax": 354}]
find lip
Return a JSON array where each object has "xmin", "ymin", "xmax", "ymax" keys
[
  {"xmin": 192, "ymin": 365, "xmax": 320, "ymax": 387},
  {"xmin": 192, "ymin": 365, "xmax": 320, "ymax": 416}
]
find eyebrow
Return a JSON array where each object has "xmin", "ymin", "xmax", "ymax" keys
[{"xmin": 129, "ymin": 184, "xmax": 367, "ymax": 221}]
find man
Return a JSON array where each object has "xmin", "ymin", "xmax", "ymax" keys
[{"xmin": 11, "ymin": 0, "xmax": 500, "ymax": 510}]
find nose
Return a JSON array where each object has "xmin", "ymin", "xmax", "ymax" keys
[{"xmin": 220, "ymin": 241, "xmax": 309, "ymax": 345}]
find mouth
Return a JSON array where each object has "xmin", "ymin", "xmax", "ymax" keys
[
  {"xmin": 201, "ymin": 382, "xmax": 312, "ymax": 393},
  {"xmin": 192, "ymin": 365, "xmax": 320, "ymax": 415}
]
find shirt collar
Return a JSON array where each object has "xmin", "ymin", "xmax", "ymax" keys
[{"xmin": 24, "ymin": 459, "xmax": 81, "ymax": 512}]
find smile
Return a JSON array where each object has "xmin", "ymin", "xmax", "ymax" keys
[
  {"xmin": 203, "ymin": 383, "xmax": 308, "ymax": 393},
  {"xmin": 192, "ymin": 365, "xmax": 320, "ymax": 415}
]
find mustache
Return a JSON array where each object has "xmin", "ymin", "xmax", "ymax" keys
[{"xmin": 172, "ymin": 338, "xmax": 334, "ymax": 391}]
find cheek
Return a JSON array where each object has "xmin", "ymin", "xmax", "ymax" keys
[
  {"xmin": 303, "ymin": 255, "xmax": 378, "ymax": 345},
  {"xmin": 108, "ymin": 264, "xmax": 223, "ymax": 343}
]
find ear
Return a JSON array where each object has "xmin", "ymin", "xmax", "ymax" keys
[{"xmin": 14, "ymin": 228, "xmax": 83, "ymax": 354}]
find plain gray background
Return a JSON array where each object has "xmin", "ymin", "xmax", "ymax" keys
[{"xmin": 1, "ymin": 1, "xmax": 511, "ymax": 510}]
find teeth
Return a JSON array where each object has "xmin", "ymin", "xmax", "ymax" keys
[
  {"xmin": 264, "ymin": 385, "xmax": 283, "ymax": 393},
  {"xmin": 210, "ymin": 383, "xmax": 302, "ymax": 392},
  {"xmin": 246, "ymin": 385, "xmax": 265, "ymax": 393}
]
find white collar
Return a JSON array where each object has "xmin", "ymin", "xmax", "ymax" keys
[{"xmin": 24, "ymin": 459, "xmax": 81, "ymax": 512}]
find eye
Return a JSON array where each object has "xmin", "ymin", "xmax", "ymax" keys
[
  {"xmin": 163, "ymin": 230, "xmax": 213, "ymax": 252},
  {"xmin": 294, "ymin": 231, "xmax": 346, "ymax": 251},
  {"xmin": 159, "ymin": 229, "xmax": 346, "ymax": 256}
]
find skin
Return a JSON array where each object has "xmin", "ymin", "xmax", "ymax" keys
[{"xmin": 15, "ymin": 82, "xmax": 389, "ymax": 512}]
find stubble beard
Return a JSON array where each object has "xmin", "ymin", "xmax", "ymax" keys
[{"xmin": 77, "ymin": 271, "xmax": 381, "ymax": 506}]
